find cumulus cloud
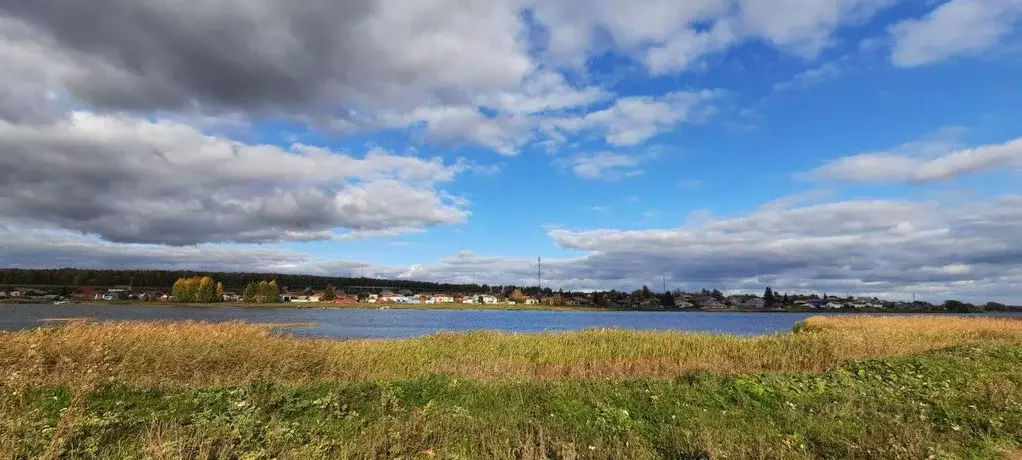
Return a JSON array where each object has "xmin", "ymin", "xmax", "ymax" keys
[
  {"xmin": 0, "ymin": 0, "xmax": 530, "ymax": 115},
  {"xmin": 0, "ymin": 112, "xmax": 468, "ymax": 245},
  {"xmin": 890, "ymin": 0, "xmax": 1022, "ymax": 67},
  {"xmin": 803, "ymin": 136, "xmax": 1022, "ymax": 183},
  {"xmin": 532, "ymin": 0, "xmax": 895, "ymax": 69},
  {"xmin": 0, "ymin": 0, "xmax": 906, "ymax": 153},
  {"xmin": 546, "ymin": 195, "xmax": 1022, "ymax": 302},
  {"xmin": 0, "ymin": 227, "xmax": 310, "ymax": 273},
  {"xmin": 8, "ymin": 195, "xmax": 1022, "ymax": 302}
]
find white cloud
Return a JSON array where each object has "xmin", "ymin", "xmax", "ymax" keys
[
  {"xmin": 645, "ymin": 22, "xmax": 737, "ymax": 74},
  {"xmin": 559, "ymin": 152, "xmax": 647, "ymax": 180},
  {"xmin": 0, "ymin": 0, "xmax": 912, "ymax": 155},
  {"xmin": 772, "ymin": 61, "xmax": 845, "ymax": 92},
  {"xmin": 737, "ymin": 0, "xmax": 897, "ymax": 55},
  {"xmin": 544, "ymin": 195, "xmax": 1022, "ymax": 302},
  {"xmin": 756, "ymin": 190, "xmax": 835, "ymax": 211},
  {"xmin": 0, "ymin": 112, "xmax": 468, "ymax": 245},
  {"xmin": 532, "ymin": 0, "xmax": 896, "ymax": 71},
  {"xmin": 890, "ymin": 0, "xmax": 1022, "ymax": 67},
  {"xmin": 548, "ymin": 90, "xmax": 722, "ymax": 146},
  {"xmin": 803, "ymin": 136, "xmax": 1022, "ymax": 183}
]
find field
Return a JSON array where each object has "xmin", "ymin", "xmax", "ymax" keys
[{"xmin": 2, "ymin": 316, "xmax": 1022, "ymax": 458}]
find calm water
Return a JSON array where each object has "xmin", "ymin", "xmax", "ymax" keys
[{"xmin": 2, "ymin": 304, "xmax": 1020, "ymax": 339}]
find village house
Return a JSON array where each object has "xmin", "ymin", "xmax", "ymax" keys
[
  {"xmin": 221, "ymin": 292, "xmax": 241, "ymax": 302},
  {"xmin": 524, "ymin": 298, "xmax": 540, "ymax": 305},
  {"xmin": 738, "ymin": 297, "xmax": 765, "ymax": 309},
  {"xmin": 697, "ymin": 296, "xmax": 727, "ymax": 309},
  {"xmin": 332, "ymin": 292, "xmax": 358, "ymax": 304},
  {"xmin": 674, "ymin": 299, "xmax": 695, "ymax": 309},
  {"xmin": 425, "ymin": 294, "xmax": 454, "ymax": 304}
]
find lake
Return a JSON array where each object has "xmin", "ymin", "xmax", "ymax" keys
[{"xmin": 2, "ymin": 303, "xmax": 1020, "ymax": 339}]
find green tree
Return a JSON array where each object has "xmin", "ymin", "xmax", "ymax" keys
[
  {"xmin": 243, "ymin": 282, "xmax": 257, "ymax": 303},
  {"xmin": 661, "ymin": 290, "xmax": 676, "ymax": 309},
  {"xmin": 764, "ymin": 286, "xmax": 775, "ymax": 306},
  {"xmin": 943, "ymin": 299, "xmax": 975, "ymax": 313},
  {"xmin": 171, "ymin": 278, "xmax": 194, "ymax": 302},
  {"xmin": 256, "ymin": 280, "xmax": 279, "ymax": 303},
  {"xmin": 322, "ymin": 285, "xmax": 336, "ymax": 301}
]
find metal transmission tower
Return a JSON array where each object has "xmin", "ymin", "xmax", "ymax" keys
[{"xmin": 537, "ymin": 257, "xmax": 542, "ymax": 292}]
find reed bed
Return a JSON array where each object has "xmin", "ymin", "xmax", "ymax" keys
[{"xmin": 2, "ymin": 315, "xmax": 1022, "ymax": 389}]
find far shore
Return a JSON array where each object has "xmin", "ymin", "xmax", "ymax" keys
[{"xmin": 2, "ymin": 298, "xmax": 998, "ymax": 314}]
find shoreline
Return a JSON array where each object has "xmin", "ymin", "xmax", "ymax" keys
[{"xmin": 1, "ymin": 299, "xmax": 1003, "ymax": 314}]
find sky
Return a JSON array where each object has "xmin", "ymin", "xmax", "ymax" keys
[{"xmin": 1, "ymin": 0, "xmax": 1022, "ymax": 303}]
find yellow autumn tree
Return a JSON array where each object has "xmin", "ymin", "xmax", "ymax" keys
[{"xmin": 171, "ymin": 276, "xmax": 223, "ymax": 302}]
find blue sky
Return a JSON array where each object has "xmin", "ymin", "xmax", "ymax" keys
[{"xmin": 2, "ymin": 0, "xmax": 1022, "ymax": 302}]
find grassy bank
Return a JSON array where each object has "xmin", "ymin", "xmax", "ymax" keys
[{"xmin": 2, "ymin": 316, "xmax": 1022, "ymax": 458}]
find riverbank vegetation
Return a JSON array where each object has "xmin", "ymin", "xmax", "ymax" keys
[{"xmin": 2, "ymin": 316, "xmax": 1021, "ymax": 458}]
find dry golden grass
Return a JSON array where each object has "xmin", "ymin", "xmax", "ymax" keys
[{"xmin": 1, "ymin": 315, "xmax": 1021, "ymax": 389}]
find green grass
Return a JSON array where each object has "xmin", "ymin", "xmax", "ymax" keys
[
  {"xmin": 3, "ymin": 346, "xmax": 1021, "ymax": 459},
  {"xmin": 2, "ymin": 316, "xmax": 1022, "ymax": 458}
]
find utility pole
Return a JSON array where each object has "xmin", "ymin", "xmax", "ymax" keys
[{"xmin": 662, "ymin": 276, "xmax": 666, "ymax": 293}]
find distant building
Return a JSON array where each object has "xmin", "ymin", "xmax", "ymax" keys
[
  {"xmin": 222, "ymin": 292, "xmax": 241, "ymax": 302},
  {"xmin": 332, "ymin": 294, "xmax": 358, "ymax": 304},
  {"xmin": 739, "ymin": 297, "xmax": 765, "ymax": 309}
]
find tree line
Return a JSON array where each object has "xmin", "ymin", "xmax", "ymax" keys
[{"xmin": 0, "ymin": 268, "xmax": 497, "ymax": 293}]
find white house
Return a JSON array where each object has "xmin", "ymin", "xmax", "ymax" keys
[
  {"xmin": 378, "ymin": 291, "xmax": 400, "ymax": 303},
  {"xmin": 426, "ymin": 295, "xmax": 454, "ymax": 304},
  {"xmin": 481, "ymin": 295, "xmax": 498, "ymax": 305},
  {"xmin": 524, "ymin": 298, "xmax": 539, "ymax": 305}
]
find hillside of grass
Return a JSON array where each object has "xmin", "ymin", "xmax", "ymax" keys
[{"xmin": 2, "ymin": 316, "xmax": 1022, "ymax": 459}]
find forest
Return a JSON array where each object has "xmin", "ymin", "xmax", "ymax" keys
[{"xmin": 0, "ymin": 268, "xmax": 497, "ymax": 293}]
